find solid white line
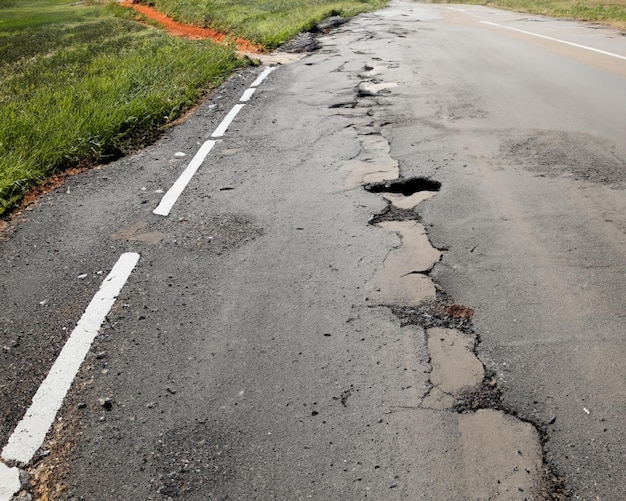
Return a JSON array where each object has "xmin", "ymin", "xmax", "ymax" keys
[
  {"xmin": 240, "ymin": 88, "xmax": 256, "ymax": 102},
  {"xmin": 480, "ymin": 20, "xmax": 626, "ymax": 61},
  {"xmin": 211, "ymin": 103, "xmax": 245, "ymax": 138},
  {"xmin": 153, "ymin": 140, "xmax": 216, "ymax": 216},
  {"xmin": 1, "ymin": 253, "xmax": 140, "ymax": 465},
  {"xmin": 250, "ymin": 66, "xmax": 276, "ymax": 87}
]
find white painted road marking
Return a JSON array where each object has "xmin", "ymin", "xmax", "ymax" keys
[
  {"xmin": 240, "ymin": 88, "xmax": 256, "ymax": 102},
  {"xmin": 1, "ymin": 252, "xmax": 140, "ymax": 466},
  {"xmin": 480, "ymin": 20, "xmax": 626, "ymax": 61},
  {"xmin": 154, "ymin": 66, "xmax": 276, "ymax": 216},
  {"xmin": 1, "ymin": 63, "xmax": 276, "ymax": 501},
  {"xmin": 250, "ymin": 66, "xmax": 275, "ymax": 87},
  {"xmin": 0, "ymin": 463, "xmax": 20, "ymax": 501},
  {"xmin": 153, "ymin": 140, "xmax": 216, "ymax": 216},
  {"xmin": 211, "ymin": 103, "xmax": 245, "ymax": 138}
]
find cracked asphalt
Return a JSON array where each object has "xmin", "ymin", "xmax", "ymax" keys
[{"xmin": 1, "ymin": 1, "xmax": 625, "ymax": 499}]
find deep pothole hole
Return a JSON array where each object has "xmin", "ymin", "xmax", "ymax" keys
[{"xmin": 365, "ymin": 176, "xmax": 441, "ymax": 196}]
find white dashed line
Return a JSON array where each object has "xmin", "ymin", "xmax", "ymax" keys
[
  {"xmin": 1, "ymin": 252, "xmax": 139, "ymax": 467},
  {"xmin": 240, "ymin": 88, "xmax": 256, "ymax": 102},
  {"xmin": 211, "ymin": 103, "xmax": 245, "ymax": 138},
  {"xmin": 0, "ymin": 463, "xmax": 20, "ymax": 501},
  {"xmin": 480, "ymin": 20, "xmax": 626, "ymax": 61},
  {"xmin": 250, "ymin": 66, "xmax": 275, "ymax": 87},
  {"xmin": 2, "ymin": 60, "xmax": 276, "ymax": 501},
  {"xmin": 153, "ymin": 140, "xmax": 216, "ymax": 216},
  {"xmin": 154, "ymin": 65, "xmax": 275, "ymax": 215}
]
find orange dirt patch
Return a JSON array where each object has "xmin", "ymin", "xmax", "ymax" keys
[{"xmin": 121, "ymin": 1, "xmax": 264, "ymax": 53}]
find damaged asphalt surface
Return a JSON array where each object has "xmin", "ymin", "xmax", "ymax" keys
[{"xmin": 1, "ymin": 1, "xmax": 625, "ymax": 499}]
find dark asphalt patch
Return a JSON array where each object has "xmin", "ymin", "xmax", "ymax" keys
[
  {"xmin": 503, "ymin": 130, "xmax": 626, "ymax": 187},
  {"xmin": 112, "ymin": 213, "xmax": 263, "ymax": 254},
  {"xmin": 454, "ymin": 372, "xmax": 503, "ymax": 413},
  {"xmin": 369, "ymin": 205, "xmax": 419, "ymax": 224},
  {"xmin": 313, "ymin": 16, "xmax": 349, "ymax": 34},
  {"xmin": 389, "ymin": 299, "xmax": 474, "ymax": 333}
]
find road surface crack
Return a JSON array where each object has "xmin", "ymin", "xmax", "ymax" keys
[{"xmin": 331, "ymin": 57, "xmax": 568, "ymax": 501}]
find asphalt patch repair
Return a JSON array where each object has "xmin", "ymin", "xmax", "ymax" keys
[
  {"xmin": 341, "ymin": 75, "xmax": 566, "ymax": 495},
  {"xmin": 368, "ymin": 192, "xmax": 568, "ymax": 500},
  {"xmin": 111, "ymin": 213, "xmax": 264, "ymax": 254}
]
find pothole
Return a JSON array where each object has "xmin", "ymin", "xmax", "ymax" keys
[
  {"xmin": 366, "ymin": 177, "xmax": 440, "ymax": 211},
  {"xmin": 365, "ymin": 176, "xmax": 441, "ymax": 196}
]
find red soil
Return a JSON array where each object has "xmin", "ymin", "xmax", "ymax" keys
[{"xmin": 120, "ymin": 1, "xmax": 264, "ymax": 53}]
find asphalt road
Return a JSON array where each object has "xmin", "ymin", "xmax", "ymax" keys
[{"xmin": 1, "ymin": 1, "xmax": 625, "ymax": 499}]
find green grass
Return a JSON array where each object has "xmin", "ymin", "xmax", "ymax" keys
[
  {"xmin": 0, "ymin": 0, "xmax": 249, "ymax": 215},
  {"xmin": 137, "ymin": 0, "xmax": 388, "ymax": 48},
  {"xmin": 427, "ymin": 0, "xmax": 626, "ymax": 29}
]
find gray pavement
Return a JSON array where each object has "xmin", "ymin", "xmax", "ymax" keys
[{"xmin": 1, "ymin": 1, "xmax": 625, "ymax": 499}]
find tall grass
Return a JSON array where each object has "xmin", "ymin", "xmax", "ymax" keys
[
  {"xmin": 0, "ymin": 0, "xmax": 247, "ymax": 215},
  {"xmin": 139, "ymin": 0, "xmax": 388, "ymax": 47}
]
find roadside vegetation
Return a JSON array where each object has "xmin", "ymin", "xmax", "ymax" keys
[
  {"xmin": 138, "ymin": 0, "xmax": 387, "ymax": 48},
  {"xmin": 428, "ymin": 0, "xmax": 626, "ymax": 29},
  {"xmin": 0, "ymin": 0, "xmax": 385, "ymax": 216}
]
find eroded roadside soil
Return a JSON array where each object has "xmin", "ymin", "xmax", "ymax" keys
[{"xmin": 120, "ymin": 0, "xmax": 264, "ymax": 53}]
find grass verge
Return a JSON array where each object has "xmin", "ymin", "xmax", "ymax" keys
[
  {"xmin": 133, "ymin": 0, "xmax": 388, "ymax": 48},
  {"xmin": 427, "ymin": 0, "xmax": 626, "ymax": 30}
]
